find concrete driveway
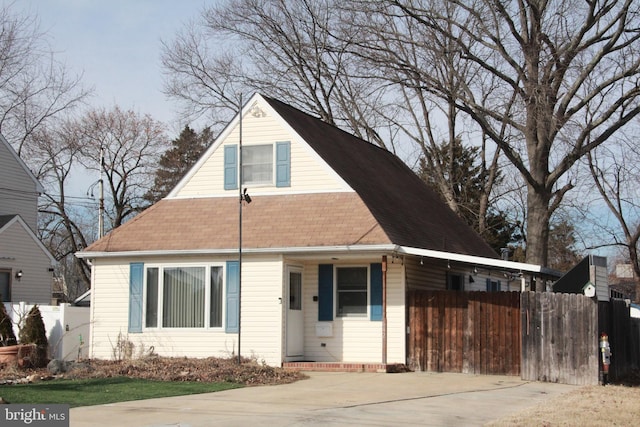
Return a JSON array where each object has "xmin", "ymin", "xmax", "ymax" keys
[{"xmin": 70, "ymin": 372, "xmax": 576, "ymax": 426}]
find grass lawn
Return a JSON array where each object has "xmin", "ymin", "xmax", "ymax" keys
[
  {"xmin": 486, "ymin": 384, "xmax": 640, "ymax": 426},
  {"xmin": 0, "ymin": 377, "xmax": 243, "ymax": 407}
]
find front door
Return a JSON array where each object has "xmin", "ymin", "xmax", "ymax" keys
[{"xmin": 286, "ymin": 267, "xmax": 304, "ymax": 358}]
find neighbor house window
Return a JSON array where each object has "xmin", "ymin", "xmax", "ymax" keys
[
  {"xmin": 447, "ymin": 273, "xmax": 464, "ymax": 291},
  {"xmin": 486, "ymin": 279, "xmax": 501, "ymax": 292},
  {"xmin": 242, "ymin": 144, "xmax": 273, "ymax": 185},
  {"xmin": 336, "ymin": 266, "xmax": 368, "ymax": 317},
  {"xmin": 0, "ymin": 270, "xmax": 11, "ymax": 302},
  {"xmin": 145, "ymin": 265, "xmax": 224, "ymax": 329}
]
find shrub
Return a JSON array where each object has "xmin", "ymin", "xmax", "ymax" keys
[
  {"xmin": 18, "ymin": 305, "xmax": 48, "ymax": 367},
  {"xmin": 0, "ymin": 303, "xmax": 17, "ymax": 346}
]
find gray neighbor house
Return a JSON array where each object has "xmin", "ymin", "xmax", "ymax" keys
[{"xmin": 0, "ymin": 134, "xmax": 55, "ymax": 304}]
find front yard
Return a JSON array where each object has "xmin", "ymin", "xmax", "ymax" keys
[{"xmin": 0, "ymin": 356, "xmax": 305, "ymax": 406}]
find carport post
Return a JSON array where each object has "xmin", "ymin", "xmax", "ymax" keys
[{"xmin": 382, "ymin": 255, "xmax": 387, "ymax": 364}]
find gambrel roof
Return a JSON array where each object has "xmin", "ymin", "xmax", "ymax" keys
[{"xmin": 81, "ymin": 94, "xmax": 498, "ymax": 259}]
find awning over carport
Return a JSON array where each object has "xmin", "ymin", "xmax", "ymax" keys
[{"xmin": 397, "ymin": 246, "xmax": 562, "ymax": 279}]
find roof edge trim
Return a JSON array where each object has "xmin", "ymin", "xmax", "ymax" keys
[
  {"xmin": 398, "ymin": 246, "xmax": 562, "ymax": 277},
  {"xmin": 75, "ymin": 244, "xmax": 397, "ymax": 259}
]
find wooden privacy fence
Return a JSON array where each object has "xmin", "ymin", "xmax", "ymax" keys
[
  {"xmin": 599, "ymin": 298, "xmax": 640, "ymax": 382},
  {"xmin": 407, "ymin": 290, "xmax": 521, "ymax": 375},
  {"xmin": 408, "ymin": 291, "xmax": 600, "ymax": 385},
  {"xmin": 521, "ymin": 292, "xmax": 599, "ymax": 385}
]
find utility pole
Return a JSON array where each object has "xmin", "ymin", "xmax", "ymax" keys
[
  {"xmin": 238, "ymin": 94, "xmax": 243, "ymax": 364},
  {"xmin": 98, "ymin": 146, "xmax": 105, "ymax": 239}
]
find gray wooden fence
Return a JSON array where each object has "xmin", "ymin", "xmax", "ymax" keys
[{"xmin": 521, "ymin": 292, "xmax": 599, "ymax": 385}]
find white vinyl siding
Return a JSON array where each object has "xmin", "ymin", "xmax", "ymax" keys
[
  {"xmin": 301, "ymin": 260, "xmax": 405, "ymax": 364},
  {"xmin": 174, "ymin": 105, "xmax": 349, "ymax": 197},
  {"xmin": 89, "ymin": 254, "xmax": 284, "ymax": 366}
]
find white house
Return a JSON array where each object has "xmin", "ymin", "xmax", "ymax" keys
[
  {"xmin": 77, "ymin": 94, "xmax": 557, "ymax": 369},
  {"xmin": 0, "ymin": 134, "xmax": 55, "ymax": 304}
]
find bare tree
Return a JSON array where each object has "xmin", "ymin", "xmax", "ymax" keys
[
  {"xmin": 31, "ymin": 121, "xmax": 94, "ymax": 293},
  {"xmin": 76, "ymin": 106, "xmax": 169, "ymax": 229},
  {"xmin": 161, "ymin": 0, "xmax": 392, "ymax": 148},
  {"xmin": 162, "ymin": 0, "xmax": 516, "ymax": 247},
  {"xmin": 34, "ymin": 107, "xmax": 168, "ymax": 291},
  {"xmin": 366, "ymin": 0, "xmax": 640, "ymax": 267},
  {"xmin": 587, "ymin": 139, "xmax": 640, "ymax": 301},
  {"xmin": 343, "ymin": 4, "xmax": 510, "ymax": 237},
  {"xmin": 0, "ymin": 3, "xmax": 90, "ymax": 156}
]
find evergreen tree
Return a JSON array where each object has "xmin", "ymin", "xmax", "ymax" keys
[
  {"xmin": 18, "ymin": 305, "xmax": 48, "ymax": 367},
  {"xmin": 418, "ymin": 141, "xmax": 519, "ymax": 254},
  {"xmin": 144, "ymin": 125, "xmax": 213, "ymax": 204},
  {"xmin": 0, "ymin": 303, "xmax": 17, "ymax": 346},
  {"xmin": 547, "ymin": 220, "xmax": 582, "ymax": 272}
]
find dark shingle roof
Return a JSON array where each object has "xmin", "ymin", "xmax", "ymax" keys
[
  {"xmin": 84, "ymin": 95, "xmax": 498, "ymax": 259},
  {"xmin": 264, "ymin": 96, "xmax": 498, "ymax": 258}
]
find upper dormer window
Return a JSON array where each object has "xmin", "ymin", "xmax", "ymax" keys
[
  {"xmin": 242, "ymin": 145, "xmax": 273, "ymax": 185},
  {"xmin": 224, "ymin": 141, "xmax": 290, "ymax": 190}
]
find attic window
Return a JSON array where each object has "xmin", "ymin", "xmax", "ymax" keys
[
  {"xmin": 242, "ymin": 145, "xmax": 273, "ymax": 185},
  {"xmin": 224, "ymin": 142, "xmax": 290, "ymax": 189}
]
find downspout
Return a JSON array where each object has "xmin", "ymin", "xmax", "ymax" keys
[{"xmin": 382, "ymin": 255, "xmax": 387, "ymax": 365}]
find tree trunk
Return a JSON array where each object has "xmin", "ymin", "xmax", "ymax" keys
[
  {"xmin": 631, "ymin": 245, "xmax": 640, "ymax": 304},
  {"xmin": 525, "ymin": 184, "xmax": 551, "ymax": 272}
]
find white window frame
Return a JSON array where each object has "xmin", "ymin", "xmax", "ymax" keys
[
  {"xmin": 143, "ymin": 262, "xmax": 226, "ymax": 330},
  {"xmin": 241, "ymin": 144, "xmax": 274, "ymax": 186},
  {"xmin": 334, "ymin": 265, "xmax": 370, "ymax": 318}
]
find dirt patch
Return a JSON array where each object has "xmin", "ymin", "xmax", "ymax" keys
[{"xmin": 0, "ymin": 356, "xmax": 306, "ymax": 386}]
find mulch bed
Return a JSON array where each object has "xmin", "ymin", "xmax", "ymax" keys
[{"xmin": 0, "ymin": 356, "xmax": 306, "ymax": 386}]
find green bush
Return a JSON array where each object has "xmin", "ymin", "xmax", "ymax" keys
[
  {"xmin": 18, "ymin": 305, "xmax": 48, "ymax": 367},
  {"xmin": 0, "ymin": 302, "xmax": 17, "ymax": 346}
]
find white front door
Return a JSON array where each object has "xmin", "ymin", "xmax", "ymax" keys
[{"xmin": 286, "ymin": 267, "xmax": 304, "ymax": 358}]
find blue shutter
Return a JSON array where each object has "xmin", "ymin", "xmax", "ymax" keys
[
  {"xmin": 486, "ymin": 278, "xmax": 491, "ymax": 292},
  {"xmin": 497, "ymin": 280, "xmax": 502, "ymax": 292},
  {"xmin": 225, "ymin": 261, "xmax": 240, "ymax": 333},
  {"xmin": 224, "ymin": 145, "xmax": 238, "ymax": 190},
  {"xmin": 318, "ymin": 264, "xmax": 333, "ymax": 321},
  {"xmin": 370, "ymin": 263, "xmax": 383, "ymax": 321},
  {"xmin": 128, "ymin": 262, "xmax": 144, "ymax": 333},
  {"xmin": 275, "ymin": 141, "xmax": 291, "ymax": 187}
]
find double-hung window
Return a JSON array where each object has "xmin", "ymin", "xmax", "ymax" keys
[
  {"xmin": 242, "ymin": 145, "xmax": 273, "ymax": 185},
  {"xmin": 336, "ymin": 266, "xmax": 368, "ymax": 317},
  {"xmin": 224, "ymin": 141, "xmax": 290, "ymax": 189},
  {"xmin": 145, "ymin": 265, "xmax": 224, "ymax": 329}
]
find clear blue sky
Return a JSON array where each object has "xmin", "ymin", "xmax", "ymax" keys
[{"xmin": 11, "ymin": 0, "xmax": 212, "ymax": 133}]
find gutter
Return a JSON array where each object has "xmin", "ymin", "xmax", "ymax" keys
[
  {"xmin": 397, "ymin": 246, "xmax": 562, "ymax": 278},
  {"xmin": 75, "ymin": 243, "xmax": 561, "ymax": 278},
  {"xmin": 75, "ymin": 244, "xmax": 397, "ymax": 259}
]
